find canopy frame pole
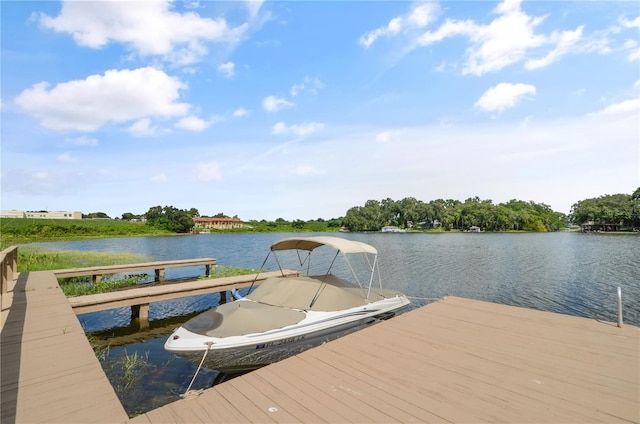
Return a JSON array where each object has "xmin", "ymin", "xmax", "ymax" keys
[
  {"xmin": 365, "ymin": 254, "xmax": 378, "ymax": 300},
  {"xmin": 309, "ymin": 250, "xmax": 340, "ymax": 309},
  {"xmin": 248, "ymin": 252, "xmax": 273, "ymax": 294},
  {"xmin": 342, "ymin": 253, "xmax": 368, "ymax": 299}
]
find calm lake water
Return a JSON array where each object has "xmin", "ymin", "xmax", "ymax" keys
[{"xmin": 31, "ymin": 232, "xmax": 640, "ymax": 416}]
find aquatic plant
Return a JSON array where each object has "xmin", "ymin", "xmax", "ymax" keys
[{"xmin": 59, "ymin": 273, "xmax": 149, "ymax": 297}]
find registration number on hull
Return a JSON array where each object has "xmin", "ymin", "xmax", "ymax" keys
[{"xmin": 255, "ymin": 335, "xmax": 306, "ymax": 349}]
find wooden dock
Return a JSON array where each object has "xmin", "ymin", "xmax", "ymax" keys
[
  {"xmin": 2, "ymin": 269, "xmax": 639, "ymax": 423},
  {"xmin": 68, "ymin": 270, "xmax": 298, "ymax": 322},
  {"xmin": 52, "ymin": 258, "xmax": 217, "ymax": 284},
  {"xmin": 132, "ymin": 296, "xmax": 639, "ymax": 423},
  {"xmin": 1, "ymin": 270, "xmax": 129, "ymax": 423}
]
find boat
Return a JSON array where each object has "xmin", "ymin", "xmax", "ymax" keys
[
  {"xmin": 199, "ymin": 229, "xmax": 211, "ymax": 234},
  {"xmin": 381, "ymin": 225, "xmax": 406, "ymax": 233},
  {"xmin": 164, "ymin": 236, "xmax": 410, "ymax": 372}
]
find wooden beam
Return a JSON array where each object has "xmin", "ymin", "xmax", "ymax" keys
[{"xmin": 69, "ymin": 270, "xmax": 299, "ymax": 315}]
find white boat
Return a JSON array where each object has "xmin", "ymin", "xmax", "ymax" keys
[
  {"xmin": 382, "ymin": 225, "xmax": 406, "ymax": 233},
  {"xmin": 164, "ymin": 236, "xmax": 410, "ymax": 372}
]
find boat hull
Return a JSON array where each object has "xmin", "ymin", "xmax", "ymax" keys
[{"xmin": 166, "ymin": 300, "xmax": 409, "ymax": 372}]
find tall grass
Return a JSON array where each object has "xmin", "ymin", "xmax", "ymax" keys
[
  {"xmin": 18, "ymin": 246, "xmax": 258, "ymax": 296},
  {"xmin": 17, "ymin": 246, "xmax": 149, "ymax": 272},
  {"xmin": 60, "ymin": 274, "xmax": 150, "ymax": 297}
]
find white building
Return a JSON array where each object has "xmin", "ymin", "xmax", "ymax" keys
[{"xmin": 1, "ymin": 210, "xmax": 83, "ymax": 219}]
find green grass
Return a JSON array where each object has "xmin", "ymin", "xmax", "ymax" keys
[
  {"xmin": 15, "ymin": 246, "xmax": 260, "ymax": 297},
  {"xmin": 213, "ymin": 265, "xmax": 265, "ymax": 278},
  {"xmin": 0, "ymin": 218, "xmax": 172, "ymax": 248},
  {"xmin": 17, "ymin": 246, "xmax": 149, "ymax": 272},
  {"xmin": 60, "ymin": 274, "xmax": 150, "ymax": 297}
]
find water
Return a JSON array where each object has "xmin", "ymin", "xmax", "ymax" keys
[{"xmin": 30, "ymin": 232, "xmax": 640, "ymax": 416}]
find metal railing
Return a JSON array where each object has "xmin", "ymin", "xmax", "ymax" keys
[{"xmin": 617, "ymin": 286, "xmax": 623, "ymax": 328}]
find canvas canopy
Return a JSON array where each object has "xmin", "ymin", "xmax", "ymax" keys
[
  {"xmin": 184, "ymin": 300, "xmax": 306, "ymax": 337},
  {"xmin": 270, "ymin": 236, "xmax": 377, "ymax": 255},
  {"xmin": 247, "ymin": 275, "xmax": 371, "ymax": 311}
]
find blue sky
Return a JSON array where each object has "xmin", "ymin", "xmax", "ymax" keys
[{"xmin": 1, "ymin": 0, "xmax": 638, "ymax": 221}]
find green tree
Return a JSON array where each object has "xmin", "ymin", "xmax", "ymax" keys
[
  {"xmin": 84, "ymin": 212, "xmax": 111, "ymax": 219},
  {"xmin": 144, "ymin": 205, "xmax": 194, "ymax": 233},
  {"xmin": 570, "ymin": 192, "xmax": 634, "ymax": 229}
]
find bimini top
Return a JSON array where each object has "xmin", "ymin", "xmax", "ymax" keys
[{"xmin": 270, "ymin": 236, "xmax": 377, "ymax": 255}]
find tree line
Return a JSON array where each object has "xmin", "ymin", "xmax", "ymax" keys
[
  {"xmin": 343, "ymin": 189, "xmax": 639, "ymax": 232},
  {"xmin": 569, "ymin": 188, "xmax": 639, "ymax": 230},
  {"xmin": 342, "ymin": 197, "xmax": 566, "ymax": 232},
  {"xmin": 105, "ymin": 187, "xmax": 640, "ymax": 233}
]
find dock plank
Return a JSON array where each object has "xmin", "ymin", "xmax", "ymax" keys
[
  {"xmin": 132, "ymin": 296, "xmax": 639, "ymax": 424},
  {"xmin": 68, "ymin": 270, "xmax": 298, "ymax": 315},
  {"xmin": 52, "ymin": 258, "xmax": 216, "ymax": 279},
  {"xmin": 1, "ymin": 271, "xmax": 128, "ymax": 424},
  {"xmin": 3, "ymin": 267, "xmax": 638, "ymax": 424}
]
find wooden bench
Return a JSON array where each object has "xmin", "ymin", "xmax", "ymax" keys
[{"xmin": 52, "ymin": 258, "xmax": 217, "ymax": 284}]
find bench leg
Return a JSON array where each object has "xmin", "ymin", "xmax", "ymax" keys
[
  {"xmin": 92, "ymin": 274, "xmax": 102, "ymax": 284},
  {"xmin": 218, "ymin": 290, "xmax": 227, "ymax": 305}
]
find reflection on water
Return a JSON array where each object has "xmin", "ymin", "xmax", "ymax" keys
[{"xmin": 33, "ymin": 232, "xmax": 640, "ymax": 417}]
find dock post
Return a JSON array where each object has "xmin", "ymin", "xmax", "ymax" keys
[
  {"xmin": 219, "ymin": 291, "xmax": 227, "ymax": 305},
  {"xmin": 131, "ymin": 303, "xmax": 150, "ymax": 329},
  {"xmin": 617, "ymin": 287, "xmax": 623, "ymax": 328},
  {"xmin": 155, "ymin": 268, "xmax": 165, "ymax": 282}
]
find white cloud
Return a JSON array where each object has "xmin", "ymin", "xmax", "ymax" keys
[
  {"xmin": 175, "ymin": 116, "xmax": 209, "ymax": 131},
  {"xmin": 15, "ymin": 67, "xmax": 190, "ymax": 132},
  {"xmin": 246, "ymin": 0, "xmax": 265, "ymax": 19},
  {"xmin": 623, "ymin": 39, "xmax": 640, "ymax": 61},
  {"xmin": 194, "ymin": 161, "xmax": 222, "ymax": 182},
  {"xmin": 365, "ymin": 0, "xmax": 585, "ymax": 75},
  {"xmin": 525, "ymin": 26, "xmax": 584, "ymax": 70},
  {"xmin": 360, "ymin": 3, "xmax": 437, "ymax": 47},
  {"xmin": 619, "ymin": 16, "xmax": 640, "ymax": 28},
  {"xmin": 375, "ymin": 130, "xmax": 404, "ymax": 144},
  {"xmin": 57, "ymin": 152, "xmax": 77, "ymax": 163},
  {"xmin": 292, "ymin": 165, "xmax": 323, "ymax": 176},
  {"xmin": 218, "ymin": 61, "xmax": 235, "ymax": 78},
  {"xmin": 150, "ymin": 173, "xmax": 168, "ymax": 183},
  {"xmin": 290, "ymin": 76, "xmax": 324, "ymax": 97},
  {"xmin": 591, "ymin": 98, "xmax": 640, "ymax": 117},
  {"xmin": 233, "ymin": 107, "xmax": 249, "ymax": 117},
  {"xmin": 37, "ymin": 1, "xmax": 248, "ymax": 66},
  {"xmin": 128, "ymin": 118, "xmax": 161, "ymax": 137},
  {"xmin": 475, "ymin": 83, "xmax": 536, "ymax": 113},
  {"xmin": 272, "ymin": 122, "xmax": 325, "ymax": 137},
  {"xmin": 65, "ymin": 136, "xmax": 98, "ymax": 146},
  {"xmin": 420, "ymin": 0, "xmax": 548, "ymax": 75},
  {"xmin": 262, "ymin": 95, "xmax": 294, "ymax": 112}
]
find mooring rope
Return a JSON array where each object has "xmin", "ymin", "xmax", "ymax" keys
[{"xmin": 181, "ymin": 341, "xmax": 214, "ymax": 400}]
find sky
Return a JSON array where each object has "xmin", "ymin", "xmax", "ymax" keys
[{"xmin": 1, "ymin": 0, "xmax": 639, "ymax": 221}]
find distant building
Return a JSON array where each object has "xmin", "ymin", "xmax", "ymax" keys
[
  {"xmin": 581, "ymin": 221, "xmax": 621, "ymax": 232},
  {"xmin": 0, "ymin": 210, "xmax": 25, "ymax": 218},
  {"xmin": 1, "ymin": 210, "xmax": 82, "ymax": 219},
  {"xmin": 193, "ymin": 217, "xmax": 243, "ymax": 230}
]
